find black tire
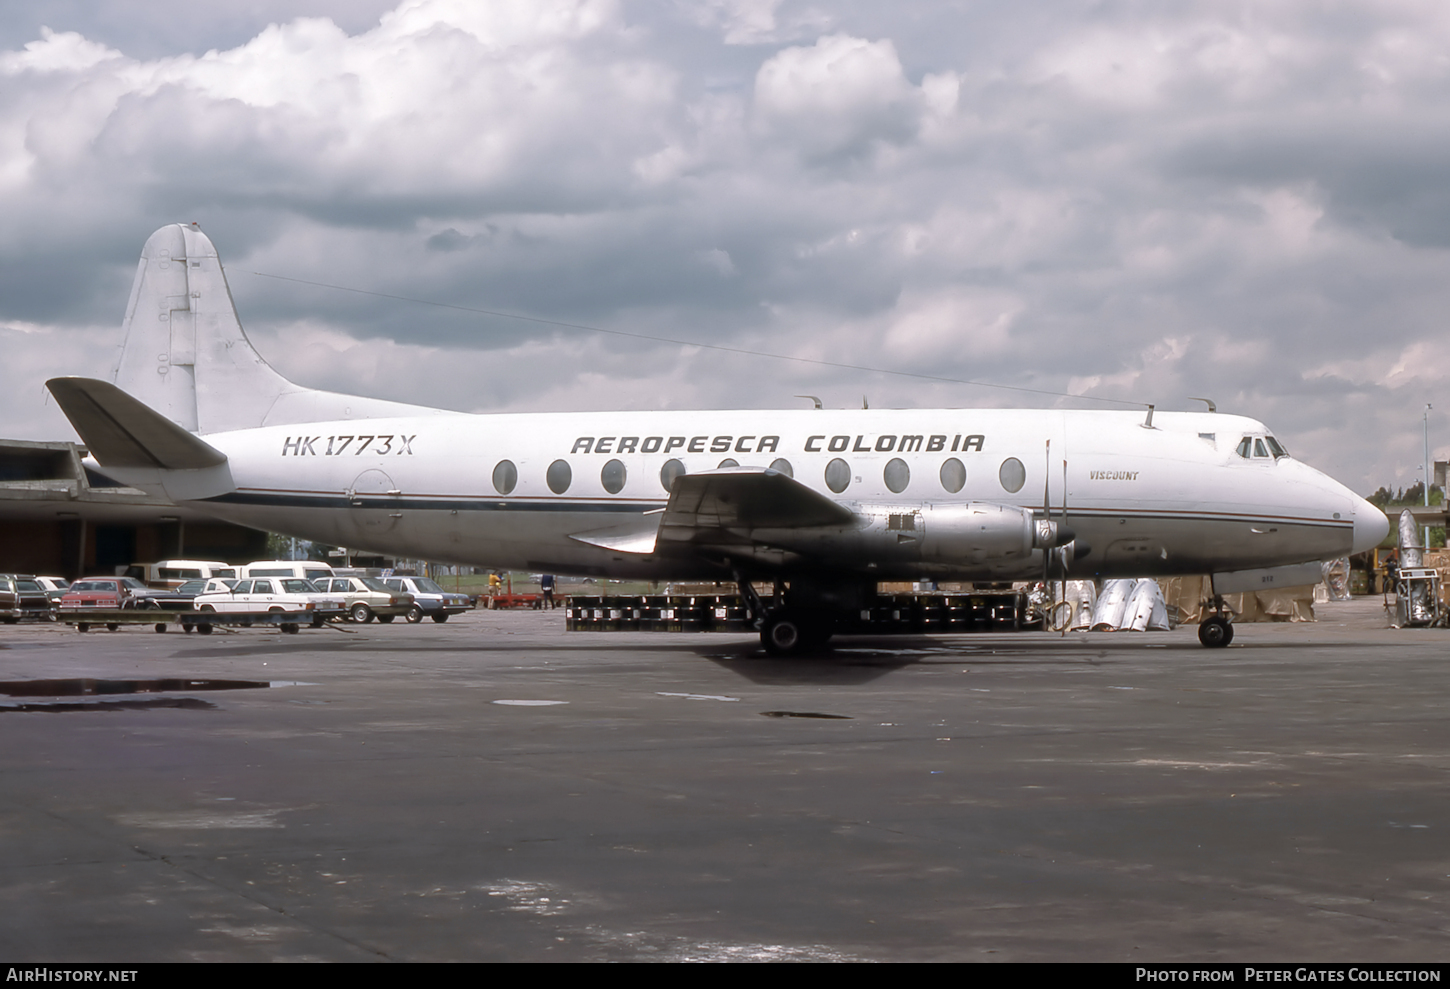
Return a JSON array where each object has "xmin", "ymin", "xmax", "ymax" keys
[
  {"xmin": 106, "ymin": 623, "xmax": 119, "ymax": 632},
  {"xmin": 351, "ymin": 603, "xmax": 373, "ymax": 624},
  {"xmin": 198, "ymin": 623, "xmax": 213, "ymax": 635},
  {"xmin": 762, "ymin": 610, "xmax": 823, "ymax": 657},
  {"xmin": 182, "ymin": 623, "xmax": 194, "ymax": 633},
  {"xmin": 378, "ymin": 614, "xmax": 395, "ymax": 624},
  {"xmin": 154, "ymin": 623, "xmax": 167, "ymax": 633},
  {"xmin": 201, "ymin": 605, "xmax": 216, "ymax": 613},
  {"xmin": 406, "ymin": 605, "xmax": 424, "ymax": 623},
  {"xmin": 282, "ymin": 623, "xmax": 300, "ymax": 634},
  {"xmin": 311, "ymin": 616, "xmax": 324, "ymax": 628},
  {"xmin": 77, "ymin": 623, "xmax": 90, "ymax": 633},
  {"xmin": 432, "ymin": 612, "xmax": 449, "ymax": 623},
  {"xmin": 1198, "ymin": 617, "xmax": 1234, "ymax": 648}
]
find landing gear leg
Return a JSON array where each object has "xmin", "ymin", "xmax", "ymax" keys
[{"xmin": 734, "ymin": 571, "xmax": 767, "ymax": 630}]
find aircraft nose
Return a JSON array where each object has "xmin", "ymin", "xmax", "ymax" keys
[{"xmin": 1352, "ymin": 496, "xmax": 1389, "ymax": 555}]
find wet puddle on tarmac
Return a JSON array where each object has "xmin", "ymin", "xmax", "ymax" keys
[
  {"xmin": 0, "ymin": 678, "xmax": 309, "ymax": 713},
  {"xmin": 760, "ymin": 710, "xmax": 852, "ymax": 720}
]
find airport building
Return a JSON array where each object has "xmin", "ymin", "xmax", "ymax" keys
[{"xmin": 0, "ymin": 438, "xmax": 266, "ymax": 577}]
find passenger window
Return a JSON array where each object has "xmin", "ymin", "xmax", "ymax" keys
[
  {"xmin": 940, "ymin": 458, "xmax": 966, "ymax": 493},
  {"xmin": 883, "ymin": 458, "xmax": 910, "ymax": 494},
  {"xmin": 601, "ymin": 459, "xmax": 627, "ymax": 494},
  {"xmin": 717, "ymin": 458, "xmax": 738, "ymax": 469},
  {"xmin": 492, "ymin": 460, "xmax": 517, "ymax": 495},
  {"xmin": 769, "ymin": 458, "xmax": 793, "ymax": 478},
  {"xmin": 825, "ymin": 458, "xmax": 851, "ymax": 493},
  {"xmin": 999, "ymin": 457, "xmax": 1026, "ymax": 494},
  {"xmin": 546, "ymin": 459, "xmax": 572, "ymax": 494},
  {"xmin": 660, "ymin": 459, "xmax": 686, "ymax": 492}
]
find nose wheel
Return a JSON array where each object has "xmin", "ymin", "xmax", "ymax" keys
[{"xmin": 1198, "ymin": 615, "xmax": 1234, "ymax": 648}]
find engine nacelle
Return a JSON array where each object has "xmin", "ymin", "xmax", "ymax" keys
[{"xmin": 753, "ymin": 501, "xmax": 1073, "ymax": 577}]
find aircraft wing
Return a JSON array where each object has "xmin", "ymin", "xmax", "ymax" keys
[
  {"xmin": 661, "ymin": 467, "xmax": 855, "ymax": 532},
  {"xmin": 568, "ymin": 467, "xmax": 855, "ymax": 556}
]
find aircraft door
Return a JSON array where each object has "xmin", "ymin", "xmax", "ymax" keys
[{"xmin": 347, "ymin": 469, "xmax": 402, "ymax": 536}]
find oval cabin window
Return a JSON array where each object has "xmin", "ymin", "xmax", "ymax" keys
[
  {"xmin": 492, "ymin": 460, "xmax": 517, "ymax": 495},
  {"xmin": 998, "ymin": 457, "xmax": 1025, "ymax": 494},
  {"xmin": 601, "ymin": 459, "xmax": 627, "ymax": 494},
  {"xmin": 939, "ymin": 458, "xmax": 965, "ymax": 493},
  {"xmin": 546, "ymin": 460, "xmax": 572, "ymax": 494},
  {"xmin": 883, "ymin": 458, "xmax": 910, "ymax": 494},
  {"xmin": 660, "ymin": 458, "xmax": 686, "ymax": 492}
]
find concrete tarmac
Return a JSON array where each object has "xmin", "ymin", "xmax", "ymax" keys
[{"xmin": 1, "ymin": 598, "xmax": 1447, "ymax": 962}]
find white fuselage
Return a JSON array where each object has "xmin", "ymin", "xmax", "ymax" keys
[{"xmin": 180, "ymin": 406, "xmax": 1377, "ymax": 582}]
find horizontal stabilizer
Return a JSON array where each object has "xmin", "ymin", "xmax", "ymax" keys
[
  {"xmin": 46, "ymin": 377, "xmax": 228, "ymax": 470},
  {"xmin": 659, "ymin": 467, "xmax": 855, "ymax": 545}
]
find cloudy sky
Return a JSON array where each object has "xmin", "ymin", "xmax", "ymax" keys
[{"xmin": 1, "ymin": 0, "xmax": 1447, "ymax": 493}]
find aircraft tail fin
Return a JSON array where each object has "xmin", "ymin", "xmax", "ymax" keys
[
  {"xmin": 47, "ymin": 377, "xmax": 227, "ymax": 470},
  {"xmin": 112, "ymin": 223, "xmax": 443, "ymax": 436}
]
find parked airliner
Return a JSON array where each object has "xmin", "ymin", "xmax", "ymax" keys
[{"xmin": 46, "ymin": 224, "xmax": 1388, "ymax": 653}]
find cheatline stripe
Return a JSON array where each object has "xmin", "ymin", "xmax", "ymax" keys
[{"xmin": 206, "ymin": 489, "xmax": 1348, "ymax": 527}]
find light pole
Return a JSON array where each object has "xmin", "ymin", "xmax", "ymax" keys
[{"xmin": 1425, "ymin": 404, "xmax": 1434, "ymax": 549}]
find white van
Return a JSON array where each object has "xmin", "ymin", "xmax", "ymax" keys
[
  {"xmin": 241, "ymin": 560, "xmax": 336, "ymax": 583},
  {"xmin": 123, "ymin": 560, "xmax": 239, "ymax": 588}
]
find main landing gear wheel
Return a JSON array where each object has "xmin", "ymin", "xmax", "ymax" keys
[
  {"xmin": 761, "ymin": 611, "xmax": 831, "ymax": 657},
  {"xmin": 1198, "ymin": 616, "xmax": 1234, "ymax": 648}
]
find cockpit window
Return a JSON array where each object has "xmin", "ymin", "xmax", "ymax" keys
[{"xmin": 1236, "ymin": 434, "xmax": 1289, "ymax": 460}]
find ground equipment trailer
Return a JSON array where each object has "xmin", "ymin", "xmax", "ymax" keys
[
  {"xmin": 566, "ymin": 588, "xmax": 1032, "ymax": 636},
  {"xmin": 63, "ymin": 610, "xmax": 331, "ymax": 635}
]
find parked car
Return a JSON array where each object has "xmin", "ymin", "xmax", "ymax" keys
[
  {"xmin": 122, "ymin": 560, "xmax": 239, "ymax": 589},
  {"xmin": 0, "ymin": 574, "xmax": 59, "ymax": 620},
  {"xmin": 241, "ymin": 561, "xmax": 336, "ymax": 583},
  {"xmin": 172, "ymin": 577, "xmax": 237, "ymax": 605},
  {"xmin": 33, "ymin": 576, "xmax": 70, "ymax": 602},
  {"xmin": 0, "ymin": 577, "xmax": 21, "ymax": 623},
  {"xmin": 192, "ymin": 577, "xmax": 345, "ymax": 630},
  {"xmin": 59, "ymin": 576, "xmax": 188, "ymax": 611},
  {"xmin": 315, "ymin": 576, "xmax": 413, "ymax": 623},
  {"xmin": 383, "ymin": 576, "xmax": 472, "ymax": 623}
]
